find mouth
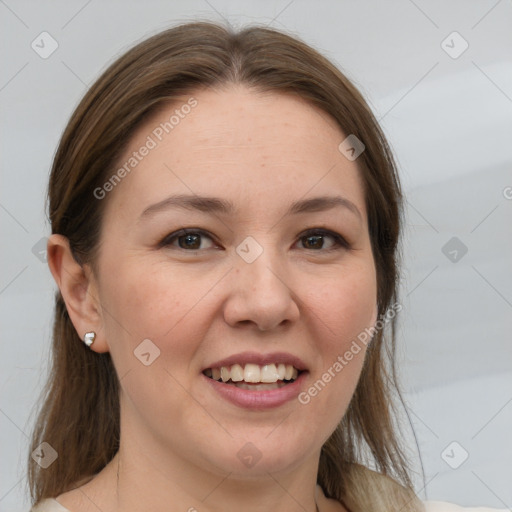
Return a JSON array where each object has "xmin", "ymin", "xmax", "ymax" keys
[{"xmin": 203, "ymin": 363, "xmax": 302, "ymax": 391}]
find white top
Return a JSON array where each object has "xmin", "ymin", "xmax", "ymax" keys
[
  {"xmin": 31, "ymin": 499, "xmax": 68, "ymax": 512},
  {"xmin": 30, "ymin": 497, "xmax": 509, "ymax": 512},
  {"xmin": 423, "ymin": 503, "xmax": 509, "ymax": 512}
]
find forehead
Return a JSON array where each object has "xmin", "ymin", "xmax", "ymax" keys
[{"xmin": 104, "ymin": 85, "xmax": 367, "ymax": 222}]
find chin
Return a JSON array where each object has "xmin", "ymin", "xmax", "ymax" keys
[{"xmin": 197, "ymin": 428, "xmax": 320, "ymax": 478}]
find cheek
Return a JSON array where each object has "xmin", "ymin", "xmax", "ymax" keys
[
  {"xmin": 306, "ymin": 264, "xmax": 377, "ymax": 353},
  {"xmin": 97, "ymin": 259, "xmax": 229, "ymax": 382},
  {"xmin": 96, "ymin": 261, "xmax": 217, "ymax": 416},
  {"xmin": 100, "ymin": 259, "xmax": 211, "ymax": 338},
  {"xmin": 299, "ymin": 264, "xmax": 376, "ymax": 417}
]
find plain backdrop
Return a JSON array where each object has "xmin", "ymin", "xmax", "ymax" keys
[{"xmin": 1, "ymin": 1, "xmax": 511, "ymax": 511}]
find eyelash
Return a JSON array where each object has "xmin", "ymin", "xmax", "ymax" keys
[{"xmin": 159, "ymin": 228, "xmax": 350, "ymax": 252}]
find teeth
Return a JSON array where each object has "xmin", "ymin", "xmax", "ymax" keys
[
  {"xmin": 205, "ymin": 363, "xmax": 300, "ymax": 384},
  {"xmin": 261, "ymin": 364, "xmax": 280, "ymax": 383},
  {"xmin": 220, "ymin": 367, "xmax": 230, "ymax": 383},
  {"xmin": 230, "ymin": 364, "xmax": 244, "ymax": 382},
  {"xmin": 244, "ymin": 363, "xmax": 261, "ymax": 383},
  {"xmin": 232, "ymin": 381, "xmax": 288, "ymax": 391}
]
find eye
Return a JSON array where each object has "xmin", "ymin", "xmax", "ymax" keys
[
  {"xmin": 159, "ymin": 228, "xmax": 349, "ymax": 252},
  {"xmin": 296, "ymin": 229, "xmax": 349, "ymax": 251},
  {"xmin": 160, "ymin": 229, "xmax": 218, "ymax": 250}
]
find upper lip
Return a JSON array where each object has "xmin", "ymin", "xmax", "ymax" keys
[{"xmin": 204, "ymin": 351, "xmax": 308, "ymax": 372}]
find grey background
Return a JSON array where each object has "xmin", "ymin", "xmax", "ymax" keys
[{"xmin": 1, "ymin": 1, "xmax": 511, "ymax": 510}]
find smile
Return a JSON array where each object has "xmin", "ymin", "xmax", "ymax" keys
[
  {"xmin": 204, "ymin": 363, "xmax": 300, "ymax": 390},
  {"xmin": 202, "ymin": 351, "xmax": 308, "ymax": 408}
]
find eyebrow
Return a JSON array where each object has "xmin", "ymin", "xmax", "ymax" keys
[{"xmin": 139, "ymin": 193, "xmax": 362, "ymax": 221}]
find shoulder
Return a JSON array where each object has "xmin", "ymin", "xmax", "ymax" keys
[
  {"xmin": 341, "ymin": 464, "xmax": 507, "ymax": 512},
  {"xmin": 30, "ymin": 498, "xmax": 71, "ymax": 512},
  {"xmin": 423, "ymin": 500, "xmax": 509, "ymax": 512}
]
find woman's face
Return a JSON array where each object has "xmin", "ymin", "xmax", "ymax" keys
[{"xmin": 91, "ymin": 85, "xmax": 377, "ymax": 478}]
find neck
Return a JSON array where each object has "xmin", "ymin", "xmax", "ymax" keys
[{"xmin": 86, "ymin": 431, "xmax": 323, "ymax": 512}]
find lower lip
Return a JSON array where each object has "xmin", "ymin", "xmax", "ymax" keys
[{"xmin": 203, "ymin": 372, "xmax": 307, "ymax": 410}]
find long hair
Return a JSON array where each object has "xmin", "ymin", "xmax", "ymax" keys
[{"xmin": 28, "ymin": 21, "xmax": 423, "ymax": 511}]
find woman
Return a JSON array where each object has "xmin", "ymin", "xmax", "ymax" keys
[{"xmin": 27, "ymin": 22, "xmax": 504, "ymax": 512}]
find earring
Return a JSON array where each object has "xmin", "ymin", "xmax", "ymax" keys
[{"xmin": 83, "ymin": 332, "xmax": 96, "ymax": 347}]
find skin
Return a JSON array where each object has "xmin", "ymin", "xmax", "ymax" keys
[{"xmin": 48, "ymin": 84, "xmax": 378, "ymax": 512}]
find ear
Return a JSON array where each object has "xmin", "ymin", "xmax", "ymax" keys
[{"xmin": 47, "ymin": 234, "xmax": 109, "ymax": 353}]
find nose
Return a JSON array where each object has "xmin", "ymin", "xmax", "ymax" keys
[{"xmin": 222, "ymin": 248, "xmax": 300, "ymax": 331}]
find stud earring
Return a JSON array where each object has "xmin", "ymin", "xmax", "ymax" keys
[{"xmin": 83, "ymin": 332, "xmax": 96, "ymax": 347}]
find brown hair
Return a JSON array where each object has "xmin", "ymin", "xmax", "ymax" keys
[{"xmin": 28, "ymin": 21, "xmax": 423, "ymax": 511}]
